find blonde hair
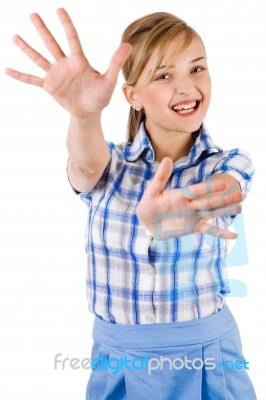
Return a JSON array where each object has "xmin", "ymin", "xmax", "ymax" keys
[{"xmin": 121, "ymin": 12, "xmax": 202, "ymax": 142}]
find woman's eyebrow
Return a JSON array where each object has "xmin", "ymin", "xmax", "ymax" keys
[
  {"xmin": 190, "ymin": 56, "xmax": 206, "ymax": 63},
  {"xmin": 154, "ymin": 65, "xmax": 175, "ymax": 71},
  {"xmin": 152, "ymin": 57, "xmax": 206, "ymax": 73},
  {"xmin": 155, "ymin": 57, "xmax": 206, "ymax": 70}
]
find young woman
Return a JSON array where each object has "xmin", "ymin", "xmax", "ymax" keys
[{"xmin": 6, "ymin": 8, "xmax": 256, "ymax": 399}]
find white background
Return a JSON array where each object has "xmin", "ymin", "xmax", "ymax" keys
[{"xmin": 0, "ymin": 0, "xmax": 265, "ymax": 398}]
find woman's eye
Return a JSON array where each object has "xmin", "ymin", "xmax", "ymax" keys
[
  {"xmin": 191, "ymin": 65, "xmax": 206, "ymax": 73},
  {"xmin": 156, "ymin": 73, "xmax": 170, "ymax": 80}
]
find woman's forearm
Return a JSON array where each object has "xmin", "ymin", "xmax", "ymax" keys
[{"xmin": 66, "ymin": 112, "xmax": 110, "ymax": 173}]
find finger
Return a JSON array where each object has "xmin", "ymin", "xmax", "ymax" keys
[
  {"xmin": 12, "ymin": 34, "xmax": 50, "ymax": 71},
  {"xmin": 146, "ymin": 157, "xmax": 173, "ymax": 197},
  {"xmin": 5, "ymin": 67, "xmax": 43, "ymax": 87},
  {"xmin": 104, "ymin": 42, "xmax": 132, "ymax": 85},
  {"xmin": 209, "ymin": 191, "xmax": 243, "ymax": 209},
  {"xmin": 56, "ymin": 8, "xmax": 83, "ymax": 55},
  {"xmin": 197, "ymin": 203, "xmax": 242, "ymax": 219},
  {"xmin": 30, "ymin": 13, "xmax": 65, "ymax": 60},
  {"xmin": 190, "ymin": 189, "xmax": 243, "ymax": 211},
  {"xmin": 196, "ymin": 222, "xmax": 237, "ymax": 240},
  {"xmin": 180, "ymin": 180, "xmax": 227, "ymax": 202},
  {"xmin": 211, "ymin": 185, "xmax": 243, "ymax": 208},
  {"xmin": 199, "ymin": 181, "xmax": 241, "ymax": 202},
  {"xmin": 205, "ymin": 175, "xmax": 241, "ymax": 198}
]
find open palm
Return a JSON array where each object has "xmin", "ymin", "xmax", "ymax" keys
[
  {"xmin": 5, "ymin": 8, "xmax": 131, "ymax": 118},
  {"xmin": 136, "ymin": 157, "xmax": 243, "ymax": 240}
]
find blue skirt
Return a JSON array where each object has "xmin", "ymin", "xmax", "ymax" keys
[{"xmin": 86, "ymin": 306, "xmax": 256, "ymax": 399}]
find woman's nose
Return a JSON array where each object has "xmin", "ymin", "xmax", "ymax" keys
[{"xmin": 174, "ymin": 77, "xmax": 194, "ymax": 95}]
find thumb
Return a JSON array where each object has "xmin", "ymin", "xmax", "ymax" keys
[
  {"xmin": 104, "ymin": 43, "xmax": 132, "ymax": 84},
  {"xmin": 146, "ymin": 157, "xmax": 173, "ymax": 197}
]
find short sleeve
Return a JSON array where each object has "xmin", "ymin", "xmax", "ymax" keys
[{"xmin": 212, "ymin": 148, "xmax": 255, "ymax": 199}]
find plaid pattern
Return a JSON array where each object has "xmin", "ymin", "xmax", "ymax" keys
[{"xmin": 68, "ymin": 123, "xmax": 255, "ymax": 324}]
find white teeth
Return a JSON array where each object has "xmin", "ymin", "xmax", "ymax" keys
[
  {"xmin": 179, "ymin": 108, "xmax": 194, "ymax": 114},
  {"xmin": 172, "ymin": 101, "xmax": 197, "ymax": 111}
]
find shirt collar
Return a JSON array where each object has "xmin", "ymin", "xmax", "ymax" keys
[{"xmin": 125, "ymin": 122, "xmax": 222, "ymax": 170}]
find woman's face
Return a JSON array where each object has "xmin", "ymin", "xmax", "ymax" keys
[{"xmin": 133, "ymin": 37, "xmax": 211, "ymax": 137}]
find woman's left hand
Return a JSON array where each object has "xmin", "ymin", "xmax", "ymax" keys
[{"xmin": 136, "ymin": 157, "xmax": 243, "ymax": 240}]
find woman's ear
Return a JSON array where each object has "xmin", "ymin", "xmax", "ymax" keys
[
  {"xmin": 122, "ymin": 83, "xmax": 135, "ymax": 107},
  {"xmin": 122, "ymin": 84, "xmax": 142, "ymax": 111}
]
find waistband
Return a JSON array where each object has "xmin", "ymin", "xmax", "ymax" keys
[{"xmin": 92, "ymin": 306, "xmax": 237, "ymax": 349}]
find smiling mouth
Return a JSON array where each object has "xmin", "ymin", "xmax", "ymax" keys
[{"xmin": 171, "ymin": 100, "xmax": 200, "ymax": 115}]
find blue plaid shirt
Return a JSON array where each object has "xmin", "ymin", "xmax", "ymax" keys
[{"xmin": 69, "ymin": 123, "xmax": 254, "ymax": 324}]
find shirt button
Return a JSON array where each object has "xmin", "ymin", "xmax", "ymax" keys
[
  {"xmin": 146, "ymin": 266, "xmax": 154, "ymax": 275},
  {"xmin": 145, "ymin": 314, "xmax": 155, "ymax": 323}
]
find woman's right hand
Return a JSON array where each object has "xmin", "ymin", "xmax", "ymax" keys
[
  {"xmin": 136, "ymin": 157, "xmax": 243, "ymax": 240},
  {"xmin": 5, "ymin": 8, "xmax": 132, "ymax": 118}
]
